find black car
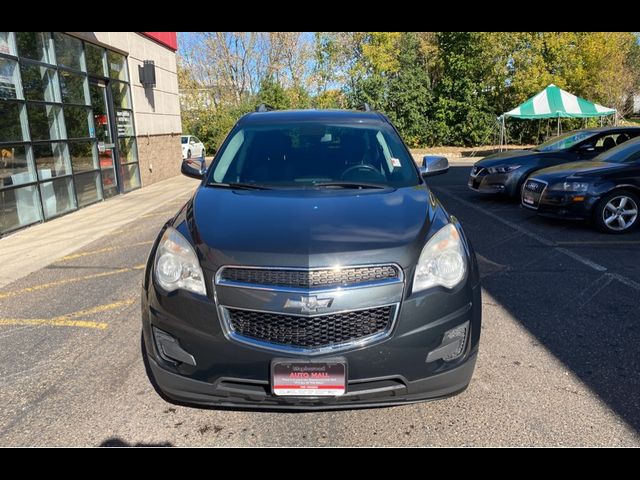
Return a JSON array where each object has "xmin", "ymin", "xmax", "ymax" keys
[
  {"xmin": 469, "ymin": 126, "xmax": 640, "ymax": 198},
  {"xmin": 522, "ymin": 136, "xmax": 640, "ymax": 233},
  {"xmin": 141, "ymin": 109, "xmax": 481, "ymax": 410}
]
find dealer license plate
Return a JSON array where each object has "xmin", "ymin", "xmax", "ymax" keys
[
  {"xmin": 272, "ymin": 360, "xmax": 346, "ymax": 396},
  {"xmin": 522, "ymin": 190, "xmax": 537, "ymax": 207}
]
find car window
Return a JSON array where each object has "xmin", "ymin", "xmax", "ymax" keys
[
  {"xmin": 594, "ymin": 134, "xmax": 618, "ymax": 150},
  {"xmin": 181, "ymin": 136, "xmax": 188, "ymax": 144},
  {"xmin": 192, "ymin": 137, "xmax": 200, "ymax": 144},
  {"xmin": 534, "ymin": 131, "xmax": 595, "ymax": 152},
  {"xmin": 209, "ymin": 122, "xmax": 419, "ymax": 188}
]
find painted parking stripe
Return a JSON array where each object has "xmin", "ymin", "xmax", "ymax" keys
[
  {"xmin": 57, "ymin": 241, "xmax": 153, "ymax": 262},
  {"xmin": 0, "ymin": 265, "xmax": 145, "ymax": 300},
  {"xmin": 0, "ymin": 298, "xmax": 136, "ymax": 330}
]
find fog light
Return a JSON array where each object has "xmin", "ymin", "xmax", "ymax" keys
[
  {"xmin": 153, "ymin": 326, "xmax": 196, "ymax": 366},
  {"xmin": 426, "ymin": 321, "xmax": 469, "ymax": 363},
  {"xmin": 571, "ymin": 196, "xmax": 585, "ymax": 202}
]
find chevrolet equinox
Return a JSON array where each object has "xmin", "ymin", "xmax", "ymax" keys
[{"xmin": 141, "ymin": 108, "xmax": 481, "ymax": 409}]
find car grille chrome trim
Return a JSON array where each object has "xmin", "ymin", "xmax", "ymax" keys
[
  {"xmin": 216, "ymin": 264, "xmax": 402, "ymax": 292},
  {"xmin": 522, "ymin": 178, "xmax": 548, "ymax": 210},
  {"xmin": 213, "ymin": 264, "xmax": 405, "ymax": 354}
]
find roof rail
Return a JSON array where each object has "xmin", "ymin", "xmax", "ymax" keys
[
  {"xmin": 255, "ymin": 103, "xmax": 275, "ymax": 112},
  {"xmin": 358, "ymin": 103, "xmax": 372, "ymax": 112}
]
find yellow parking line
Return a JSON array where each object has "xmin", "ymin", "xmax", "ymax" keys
[
  {"xmin": 0, "ymin": 265, "xmax": 145, "ymax": 300},
  {"xmin": 58, "ymin": 241, "xmax": 153, "ymax": 262},
  {"xmin": 0, "ymin": 298, "xmax": 137, "ymax": 330},
  {"xmin": 0, "ymin": 318, "xmax": 109, "ymax": 330}
]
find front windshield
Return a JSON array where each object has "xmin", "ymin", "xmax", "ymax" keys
[
  {"xmin": 595, "ymin": 138, "xmax": 640, "ymax": 164},
  {"xmin": 534, "ymin": 131, "xmax": 594, "ymax": 152},
  {"xmin": 208, "ymin": 122, "xmax": 420, "ymax": 188},
  {"xmin": 181, "ymin": 136, "xmax": 188, "ymax": 144}
]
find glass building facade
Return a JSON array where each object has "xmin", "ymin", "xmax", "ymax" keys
[{"xmin": 0, "ymin": 32, "xmax": 141, "ymax": 235}]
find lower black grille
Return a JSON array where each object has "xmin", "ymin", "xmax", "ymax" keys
[
  {"xmin": 227, "ymin": 306, "xmax": 393, "ymax": 349},
  {"xmin": 219, "ymin": 266, "xmax": 400, "ymax": 289}
]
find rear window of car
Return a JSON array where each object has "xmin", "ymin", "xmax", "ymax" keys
[
  {"xmin": 208, "ymin": 121, "xmax": 420, "ymax": 189},
  {"xmin": 181, "ymin": 137, "xmax": 188, "ymax": 144}
]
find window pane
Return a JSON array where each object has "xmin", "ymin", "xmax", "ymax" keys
[
  {"xmin": 27, "ymin": 103, "xmax": 63, "ymax": 141},
  {"xmin": 69, "ymin": 140, "xmax": 98, "ymax": 172},
  {"xmin": 63, "ymin": 105, "xmax": 92, "ymax": 139},
  {"xmin": 0, "ymin": 101, "xmax": 27, "ymax": 142},
  {"xmin": 59, "ymin": 70, "xmax": 88, "ymax": 105},
  {"xmin": 33, "ymin": 142, "xmax": 71, "ymax": 180},
  {"xmin": 116, "ymin": 109, "xmax": 134, "ymax": 136},
  {"xmin": 0, "ymin": 32, "xmax": 16, "ymax": 56},
  {"xmin": 0, "ymin": 145, "xmax": 35, "ymax": 188},
  {"xmin": 53, "ymin": 33, "xmax": 85, "ymax": 71},
  {"xmin": 120, "ymin": 162, "xmax": 140, "ymax": 192},
  {"xmin": 16, "ymin": 32, "xmax": 53, "ymax": 64},
  {"xmin": 40, "ymin": 176, "xmax": 76, "ymax": 219},
  {"xmin": 20, "ymin": 63, "xmax": 59, "ymax": 102},
  {"xmin": 107, "ymin": 51, "xmax": 128, "ymax": 81},
  {"xmin": 0, "ymin": 57, "xmax": 21, "ymax": 99},
  {"xmin": 74, "ymin": 171, "xmax": 102, "ymax": 207},
  {"xmin": 0, "ymin": 184, "xmax": 42, "ymax": 234},
  {"xmin": 118, "ymin": 137, "xmax": 138, "ymax": 163},
  {"xmin": 111, "ymin": 81, "xmax": 131, "ymax": 109},
  {"xmin": 85, "ymin": 43, "xmax": 106, "ymax": 77}
]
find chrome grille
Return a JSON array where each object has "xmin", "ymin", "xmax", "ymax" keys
[
  {"xmin": 219, "ymin": 265, "xmax": 400, "ymax": 289},
  {"xmin": 524, "ymin": 180, "xmax": 546, "ymax": 193},
  {"xmin": 226, "ymin": 306, "xmax": 393, "ymax": 349}
]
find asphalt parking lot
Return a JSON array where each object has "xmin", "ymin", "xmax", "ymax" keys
[{"xmin": 0, "ymin": 165, "xmax": 639, "ymax": 446}]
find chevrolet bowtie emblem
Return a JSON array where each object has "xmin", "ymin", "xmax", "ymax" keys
[{"xmin": 284, "ymin": 295, "xmax": 334, "ymax": 313}]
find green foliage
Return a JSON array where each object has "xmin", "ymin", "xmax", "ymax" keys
[{"xmin": 180, "ymin": 32, "xmax": 640, "ymax": 148}]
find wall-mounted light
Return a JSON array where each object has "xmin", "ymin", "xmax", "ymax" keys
[{"xmin": 139, "ymin": 60, "xmax": 156, "ymax": 88}]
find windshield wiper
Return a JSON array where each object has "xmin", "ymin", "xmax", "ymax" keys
[
  {"xmin": 208, "ymin": 182, "xmax": 271, "ymax": 190},
  {"xmin": 313, "ymin": 182, "xmax": 386, "ymax": 190}
]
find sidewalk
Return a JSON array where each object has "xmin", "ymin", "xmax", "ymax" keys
[{"xmin": 0, "ymin": 175, "xmax": 198, "ymax": 289}]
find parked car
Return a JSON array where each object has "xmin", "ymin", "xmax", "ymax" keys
[
  {"xmin": 181, "ymin": 135, "xmax": 205, "ymax": 159},
  {"xmin": 141, "ymin": 109, "xmax": 481, "ymax": 409},
  {"xmin": 522, "ymin": 136, "xmax": 640, "ymax": 233},
  {"xmin": 469, "ymin": 126, "xmax": 640, "ymax": 198}
]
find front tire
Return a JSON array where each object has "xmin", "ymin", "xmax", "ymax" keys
[
  {"xmin": 594, "ymin": 190, "xmax": 639, "ymax": 234},
  {"xmin": 187, "ymin": 149, "xmax": 192, "ymax": 159},
  {"xmin": 201, "ymin": 149, "xmax": 206, "ymax": 159}
]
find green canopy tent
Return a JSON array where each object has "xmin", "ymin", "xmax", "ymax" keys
[{"xmin": 498, "ymin": 84, "xmax": 617, "ymax": 148}]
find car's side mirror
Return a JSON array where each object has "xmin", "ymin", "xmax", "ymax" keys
[
  {"xmin": 419, "ymin": 155, "xmax": 449, "ymax": 178},
  {"xmin": 181, "ymin": 157, "xmax": 206, "ymax": 179}
]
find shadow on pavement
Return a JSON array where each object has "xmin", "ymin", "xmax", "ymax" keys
[
  {"xmin": 100, "ymin": 438, "xmax": 172, "ymax": 447},
  {"xmin": 429, "ymin": 166, "xmax": 640, "ymax": 433}
]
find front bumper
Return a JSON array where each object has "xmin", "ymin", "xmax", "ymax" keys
[
  {"xmin": 141, "ymin": 276, "xmax": 482, "ymax": 410},
  {"xmin": 522, "ymin": 190, "xmax": 599, "ymax": 220},
  {"xmin": 468, "ymin": 170, "xmax": 524, "ymax": 197}
]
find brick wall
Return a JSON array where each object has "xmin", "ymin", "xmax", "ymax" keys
[{"xmin": 137, "ymin": 133, "xmax": 183, "ymax": 186}]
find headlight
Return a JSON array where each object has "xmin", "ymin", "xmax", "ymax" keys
[
  {"xmin": 154, "ymin": 227, "xmax": 206, "ymax": 295},
  {"xmin": 549, "ymin": 181, "xmax": 590, "ymax": 192},
  {"xmin": 487, "ymin": 165, "xmax": 521, "ymax": 174},
  {"xmin": 413, "ymin": 223, "xmax": 467, "ymax": 293}
]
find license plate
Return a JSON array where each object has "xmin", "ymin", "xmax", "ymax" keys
[
  {"xmin": 522, "ymin": 191, "xmax": 537, "ymax": 206},
  {"xmin": 272, "ymin": 360, "xmax": 346, "ymax": 396}
]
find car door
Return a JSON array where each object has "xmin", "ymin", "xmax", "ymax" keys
[{"xmin": 192, "ymin": 137, "xmax": 203, "ymax": 157}]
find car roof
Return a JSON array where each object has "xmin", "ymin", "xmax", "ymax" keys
[{"xmin": 238, "ymin": 109, "xmax": 387, "ymax": 125}]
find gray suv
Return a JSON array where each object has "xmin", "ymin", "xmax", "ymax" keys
[{"xmin": 141, "ymin": 108, "xmax": 481, "ymax": 409}]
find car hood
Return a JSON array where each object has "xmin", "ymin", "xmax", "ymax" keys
[
  {"xmin": 186, "ymin": 186, "xmax": 438, "ymax": 271},
  {"xmin": 475, "ymin": 149, "xmax": 538, "ymax": 167},
  {"xmin": 530, "ymin": 161, "xmax": 625, "ymax": 182}
]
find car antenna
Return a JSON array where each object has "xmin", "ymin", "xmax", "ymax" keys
[{"xmin": 256, "ymin": 103, "xmax": 275, "ymax": 112}]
